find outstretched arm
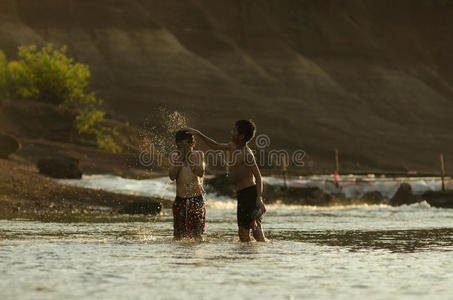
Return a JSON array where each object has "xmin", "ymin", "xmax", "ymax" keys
[{"xmin": 184, "ymin": 128, "xmax": 233, "ymax": 151}]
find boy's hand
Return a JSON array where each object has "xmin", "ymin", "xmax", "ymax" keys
[
  {"xmin": 251, "ymin": 219, "xmax": 259, "ymax": 230},
  {"xmin": 249, "ymin": 197, "xmax": 265, "ymax": 230},
  {"xmin": 256, "ymin": 196, "xmax": 266, "ymax": 213}
]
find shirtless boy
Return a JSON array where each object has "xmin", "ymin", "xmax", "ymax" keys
[
  {"xmin": 169, "ymin": 130, "xmax": 206, "ymax": 241},
  {"xmin": 185, "ymin": 120, "xmax": 267, "ymax": 242}
]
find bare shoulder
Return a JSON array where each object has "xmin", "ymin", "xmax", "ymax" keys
[
  {"xmin": 244, "ymin": 147, "xmax": 256, "ymax": 165},
  {"xmin": 245, "ymin": 146, "xmax": 255, "ymax": 156},
  {"xmin": 190, "ymin": 150, "xmax": 204, "ymax": 161}
]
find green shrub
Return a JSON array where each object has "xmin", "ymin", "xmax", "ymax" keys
[
  {"xmin": 8, "ymin": 44, "xmax": 90, "ymax": 105},
  {"xmin": 1, "ymin": 45, "xmax": 121, "ymax": 153}
]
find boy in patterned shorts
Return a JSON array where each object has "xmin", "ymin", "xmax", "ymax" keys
[{"xmin": 169, "ymin": 130, "xmax": 206, "ymax": 241}]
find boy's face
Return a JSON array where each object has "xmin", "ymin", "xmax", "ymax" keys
[
  {"xmin": 176, "ymin": 139, "xmax": 193, "ymax": 154},
  {"xmin": 230, "ymin": 125, "xmax": 243, "ymax": 144}
]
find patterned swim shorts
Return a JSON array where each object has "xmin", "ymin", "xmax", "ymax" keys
[{"xmin": 172, "ymin": 195, "xmax": 206, "ymax": 239}]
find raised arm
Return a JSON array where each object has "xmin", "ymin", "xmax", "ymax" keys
[
  {"xmin": 168, "ymin": 152, "xmax": 182, "ymax": 181},
  {"xmin": 184, "ymin": 128, "xmax": 233, "ymax": 151}
]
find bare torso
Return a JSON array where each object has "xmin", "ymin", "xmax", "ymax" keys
[
  {"xmin": 230, "ymin": 146, "xmax": 256, "ymax": 191},
  {"xmin": 176, "ymin": 164, "xmax": 203, "ymax": 198}
]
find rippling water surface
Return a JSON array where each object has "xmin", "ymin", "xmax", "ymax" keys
[{"xmin": 1, "ymin": 203, "xmax": 453, "ymax": 300}]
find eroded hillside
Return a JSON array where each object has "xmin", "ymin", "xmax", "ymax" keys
[{"xmin": 1, "ymin": 0, "xmax": 453, "ymax": 172}]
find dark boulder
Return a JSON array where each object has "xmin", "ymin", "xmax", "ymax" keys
[
  {"xmin": 330, "ymin": 192, "xmax": 349, "ymax": 206},
  {"xmin": 307, "ymin": 189, "xmax": 334, "ymax": 206},
  {"xmin": 422, "ymin": 190, "xmax": 453, "ymax": 208},
  {"xmin": 0, "ymin": 133, "xmax": 20, "ymax": 158},
  {"xmin": 359, "ymin": 191, "xmax": 384, "ymax": 205},
  {"xmin": 390, "ymin": 183, "xmax": 417, "ymax": 206},
  {"xmin": 120, "ymin": 199, "xmax": 162, "ymax": 215},
  {"xmin": 264, "ymin": 185, "xmax": 320, "ymax": 203},
  {"xmin": 37, "ymin": 156, "xmax": 82, "ymax": 179},
  {"xmin": 264, "ymin": 184, "xmax": 334, "ymax": 206},
  {"xmin": 204, "ymin": 174, "xmax": 236, "ymax": 198}
]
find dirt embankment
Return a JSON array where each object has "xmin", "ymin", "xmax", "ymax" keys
[
  {"xmin": 0, "ymin": 157, "xmax": 171, "ymax": 219},
  {"xmin": 0, "ymin": 0, "xmax": 453, "ymax": 173}
]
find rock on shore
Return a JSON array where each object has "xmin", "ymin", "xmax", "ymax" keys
[
  {"xmin": 0, "ymin": 134, "xmax": 20, "ymax": 159},
  {"xmin": 422, "ymin": 190, "xmax": 453, "ymax": 209},
  {"xmin": 359, "ymin": 191, "xmax": 385, "ymax": 205},
  {"xmin": 37, "ymin": 156, "xmax": 83, "ymax": 179},
  {"xmin": 390, "ymin": 183, "xmax": 417, "ymax": 206}
]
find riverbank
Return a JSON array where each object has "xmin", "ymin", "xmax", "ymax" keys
[{"xmin": 0, "ymin": 158, "xmax": 171, "ymax": 220}]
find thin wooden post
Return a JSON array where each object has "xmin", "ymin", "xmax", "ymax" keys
[
  {"xmin": 225, "ymin": 150, "xmax": 230, "ymax": 176},
  {"xmin": 334, "ymin": 148, "xmax": 340, "ymax": 188},
  {"xmin": 440, "ymin": 153, "xmax": 446, "ymax": 192},
  {"xmin": 282, "ymin": 156, "xmax": 288, "ymax": 189},
  {"xmin": 335, "ymin": 148, "xmax": 340, "ymax": 173}
]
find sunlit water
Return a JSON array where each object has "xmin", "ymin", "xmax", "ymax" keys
[{"xmin": 2, "ymin": 203, "xmax": 453, "ymax": 300}]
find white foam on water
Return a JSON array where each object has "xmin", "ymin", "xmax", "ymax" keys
[
  {"xmin": 58, "ymin": 175, "xmax": 178, "ymax": 199},
  {"xmin": 274, "ymin": 201, "xmax": 433, "ymax": 212},
  {"xmin": 205, "ymin": 199, "xmax": 332, "ymax": 211},
  {"xmin": 263, "ymin": 175, "xmax": 452, "ymax": 198},
  {"xmin": 206, "ymin": 199, "xmax": 236, "ymax": 209},
  {"xmin": 400, "ymin": 200, "xmax": 432, "ymax": 210},
  {"xmin": 58, "ymin": 175, "xmax": 451, "ymax": 211}
]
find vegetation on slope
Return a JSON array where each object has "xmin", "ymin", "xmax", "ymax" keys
[{"xmin": 0, "ymin": 45, "xmax": 120, "ymax": 152}]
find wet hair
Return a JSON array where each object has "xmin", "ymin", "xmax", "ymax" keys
[
  {"xmin": 175, "ymin": 130, "xmax": 194, "ymax": 144},
  {"xmin": 235, "ymin": 119, "xmax": 256, "ymax": 143}
]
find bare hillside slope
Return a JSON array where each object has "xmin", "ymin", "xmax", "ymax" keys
[{"xmin": 1, "ymin": 0, "xmax": 453, "ymax": 172}]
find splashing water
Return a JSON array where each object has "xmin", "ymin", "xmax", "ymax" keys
[
  {"xmin": 138, "ymin": 108, "xmax": 191, "ymax": 169},
  {"xmin": 164, "ymin": 110, "xmax": 190, "ymax": 135},
  {"xmin": 160, "ymin": 180, "xmax": 174, "ymax": 199}
]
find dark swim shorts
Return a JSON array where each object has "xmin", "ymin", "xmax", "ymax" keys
[
  {"xmin": 237, "ymin": 185, "xmax": 262, "ymax": 229},
  {"xmin": 172, "ymin": 195, "xmax": 206, "ymax": 238}
]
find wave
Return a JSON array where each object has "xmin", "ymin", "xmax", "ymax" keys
[
  {"xmin": 57, "ymin": 175, "xmax": 447, "ymax": 211},
  {"xmin": 205, "ymin": 199, "xmax": 435, "ymax": 212}
]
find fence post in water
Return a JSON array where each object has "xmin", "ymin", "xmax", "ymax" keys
[
  {"xmin": 282, "ymin": 155, "xmax": 288, "ymax": 190},
  {"xmin": 440, "ymin": 153, "xmax": 446, "ymax": 192},
  {"xmin": 225, "ymin": 150, "xmax": 230, "ymax": 176},
  {"xmin": 334, "ymin": 148, "xmax": 340, "ymax": 188}
]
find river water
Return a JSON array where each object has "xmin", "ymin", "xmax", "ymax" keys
[{"xmin": 1, "ymin": 176, "xmax": 453, "ymax": 299}]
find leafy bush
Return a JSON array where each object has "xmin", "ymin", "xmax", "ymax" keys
[
  {"xmin": 0, "ymin": 45, "xmax": 121, "ymax": 152},
  {"xmin": 6, "ymin": 45, "xmax": 90, "ymax": 105}
]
